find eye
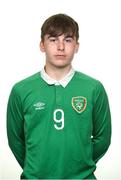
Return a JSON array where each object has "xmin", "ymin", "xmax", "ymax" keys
[
  {"xmin": 49, "ymin": 37, "xmax": 57, "ymax": 42},
  {"xmin": 65, "ymin": 38, "xmax": 73, "ymax": 43}
]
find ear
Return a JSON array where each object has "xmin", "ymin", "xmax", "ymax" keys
[
  {"xmin": 39, "ymin": 41, "xmax": 45, "ymax": 52},
  {"xmin": 75, "ymin": 42, "xmax": 79, "ymax": 53}
]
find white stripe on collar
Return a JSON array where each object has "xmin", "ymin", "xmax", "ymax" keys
[{"xmin": 41, "ymin": 67, "xmax": 75, "ymax": 88}]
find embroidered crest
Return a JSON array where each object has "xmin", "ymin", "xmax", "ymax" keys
[{"xmin": 72, "ymin": 96, "xmax": 87, "ymax": 113}]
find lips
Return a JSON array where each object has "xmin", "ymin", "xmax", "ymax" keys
[
  {"xmin": 55, "ymin": 54, "xmax": 66, "ymax": 58},
  {"xmin": 55, "ymin": 54, "xmax": 66, "ymax": 56}
]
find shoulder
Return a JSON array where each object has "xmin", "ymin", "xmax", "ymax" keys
[
  {"xmin": 75, "ymin": 71, "xmax": 108, "ymax": 101},
  {"xmin": 74, "ymin": 71, "xmax": 106, "ymax": 95},
  {"xmin": 75, "ymin": 71, "xmax": 102, "ymax": 87},
  {"xmin": 11, "ymin": 72, "xmax": 41, "ymax": 94}
]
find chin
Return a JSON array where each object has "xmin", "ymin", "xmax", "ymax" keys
[{"xmin": 54, "ymin": 64, "xmax": 70, "ymax": 69}]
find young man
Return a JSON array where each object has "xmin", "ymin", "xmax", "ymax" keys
[{"xmin": 7, "ymin": 14, "xmax": 111, "ymax": 179}]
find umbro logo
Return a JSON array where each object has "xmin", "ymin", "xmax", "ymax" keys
[{"xmin": 33, "ymin": 102, "xmax": 45, "ymax": 110}]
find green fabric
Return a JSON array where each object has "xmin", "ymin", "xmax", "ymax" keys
[{"xmin": 7, "ymin": 71, "xmax": 111, "ymax": 179}]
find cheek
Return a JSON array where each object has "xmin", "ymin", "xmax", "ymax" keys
[
  {"xmin": 45, "ymin": 47, "xmax": 55, "ymax": 58},
  {"xmin": 46, "ymin": 44, "xmax": 56, "ymax": 52},
  {"xmin": 66, "ymin": 47, "xmax": 76, "ymax": 56}
]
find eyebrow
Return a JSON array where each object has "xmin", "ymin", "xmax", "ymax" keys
[
  {"xmin": 47, "ymin": 35, "xmax": 74, "ymax": 39},
  {"xmin": 65, "ymin": 35, "xmax": 74, "ymax": 39}
]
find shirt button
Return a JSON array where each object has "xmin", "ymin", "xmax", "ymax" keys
[{"xmin": 55, "ymin": 82, "xmax": 60, "ymax": 86}]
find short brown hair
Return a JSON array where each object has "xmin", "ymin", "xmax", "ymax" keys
[{"xmin": 41, "ymin": 14, "xmax": 79, "ymax": 41}]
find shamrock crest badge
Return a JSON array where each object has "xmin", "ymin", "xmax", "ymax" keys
[{"xmin": 72, "ymin": 96, "xmax": 87, "ymax": 113}]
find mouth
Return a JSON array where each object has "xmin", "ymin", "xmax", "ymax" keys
[{"xmin": 55, "ymin": 55, "xmax": 66, "ymax": 58}]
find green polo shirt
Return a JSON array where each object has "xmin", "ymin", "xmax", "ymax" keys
[{"xmin": 7, "ymin": 71, "xmax": 111, "ymax": 179}]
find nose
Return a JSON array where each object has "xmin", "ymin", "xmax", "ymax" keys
[{"xmin": 57, "ymin": 41, "xmax": 65, "ymax": 51}]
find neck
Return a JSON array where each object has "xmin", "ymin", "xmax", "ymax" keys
[{"xmin": 45, "ymin": 64, "xmax": 72, "ymax": 81}]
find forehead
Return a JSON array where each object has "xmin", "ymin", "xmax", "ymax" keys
[{"xmin": 44, "ymin": 27, "xmax": 76, "ymax": 37}]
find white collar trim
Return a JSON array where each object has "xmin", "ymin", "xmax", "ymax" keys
[{"xmin": 41, "ymin": 67, "xmax": 75, "ymax": 88}]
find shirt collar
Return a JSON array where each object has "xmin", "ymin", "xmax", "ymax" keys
[{"xmin": 41, "ymin": 67, "xmax": 75, "ymax": 88}]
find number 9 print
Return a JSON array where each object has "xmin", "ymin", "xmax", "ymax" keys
[{"xmin": 53, "ymin": 109, "xmax": 64, "ymax": 130}]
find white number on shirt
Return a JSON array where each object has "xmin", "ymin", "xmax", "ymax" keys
[{"xmin": 53, "ymin": 109, "xmax": 64, "ymax": 130}]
